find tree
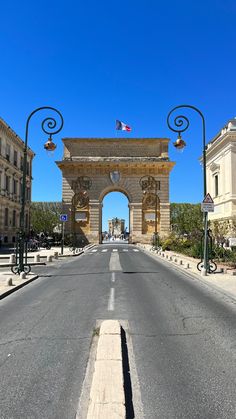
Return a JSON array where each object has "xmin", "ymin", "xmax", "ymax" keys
[
  {"xmin": 170, "ymin": 203, "xmax": 203, "ymax": 237},
  {"xmin": 30, "ymin": 202, "xmax": 62, "ymax": 236}
]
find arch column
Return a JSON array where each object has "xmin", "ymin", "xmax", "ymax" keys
[
  {"xmin": 129, "ymin": 202, "xmax": 142, "ymax": 243},
  {"xmin": 88, "ymin": 200, "xmax": 102, "ymax": 244},
  {"xmin": 160, "ymin": 202, "xmax": 170, "ymax": 236}
]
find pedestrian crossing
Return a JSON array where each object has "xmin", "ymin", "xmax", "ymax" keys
[{"xmin": 89, "ymin": 248, "xmax": 140, "ymax": 254}]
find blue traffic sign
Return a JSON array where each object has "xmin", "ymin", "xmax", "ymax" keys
[{"xmin": 60, "ymin": 214, "xmax": 68, "ymax": 222}]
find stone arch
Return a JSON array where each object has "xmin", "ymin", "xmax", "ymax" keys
[{"xmin": 57, "ymin": 137, "xmax": 175, "ymax": 245}]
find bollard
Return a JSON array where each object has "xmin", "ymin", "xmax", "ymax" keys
[
  {"xmin": 9, "ymin": 254, "xmax": 16, "ymax": 264},
  {"xmin": 166, "ymin": 254, "xmax": 169, "ymax": 259},
  {"xmin": 179, "ymin": 260, "xmax": 183, "ymax": 265},
  {"xmin": 169, "ymin": 256, "xmax": 173, "ymax": 261},
  {"xmin": 54, "ymin": 252, "xmax": 59, "ymax": 260},
  {"xmin": 20, "ymin": 272, "xmax": 26, "ymax": 280},
  {"xmin": 34, "ymin": 254, "xmax": 40, "ymax": 263},
  {"xmin": 47, "ymin": 255, "xmax": 53, "ymax": 262},
  {"xmin": 6, "ymin": 277, "xmax": 13, "ymax": 286},
  {"xmin": 185, "ymin": 262, "xmax": 190, "ymax": 269}
]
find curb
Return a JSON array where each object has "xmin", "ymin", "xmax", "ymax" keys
[
  {"xmin": 0, "ymin": 274, "xmax": 39, "ymax": 300},
  {"xmin": 86, "ymin": 320, "xmax": 125, "ymax": 418}
]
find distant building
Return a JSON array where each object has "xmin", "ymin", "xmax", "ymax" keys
[
  {"xmin": 206, "ymin": 118, "xmax": 236, "ymax": 238},
  {"xmin": 108, "ymin": 217, "xmax": 125, "ymax": 236},
  {"xmin": 0, "ymin": 117, "xmax": 34, "ymax": 245}
]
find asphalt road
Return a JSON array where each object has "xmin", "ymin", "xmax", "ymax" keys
[{"xmin": 0, "ymin": 244, "xmax": 236, "ymax": 418}]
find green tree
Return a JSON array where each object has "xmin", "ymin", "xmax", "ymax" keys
[
  {"xmin": 170, "ymin": 203, "xmax": 203, "ymax": 237},
  {"xmin": 30, "ymin": 202, "xmax": 62, "ymax": 235}
]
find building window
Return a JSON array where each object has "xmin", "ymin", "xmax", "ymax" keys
[
  {"xmin": 20, "ymin": 156, "xmax": 24, "ymax": 171},
  {"xmin": 13, "ymin": 210, "xmax": 16, "ymax": 227},
  {"xmin": 14, "ymin": 150, "xmax": 18, "ymax": 167},
  {"xmin": 26, "ymin": 187, "xmax": 31, "ymax": 201},
  {"xmin": 4, "ymin": 208, "xmax": 9, "ymax": 226},
  {"xmin": 0, "ymin": 138, "xmax": 2, "ymax": 155},
  {"xmin": 215, "ymin": 175, "xmax": 219, "ymax": 197},
  {"xmin": 5, "ymin": 175, "xmax": 10, "ymax": 193},
  {"xmin": 6, "ymin": 143, "xmax": 10, "ymax": 161},
  {"xmin": 13, "ymin": 179, "xmax": 18, "ymax": 195}
]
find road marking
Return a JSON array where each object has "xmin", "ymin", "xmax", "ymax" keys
[
  {"xmin": 91, "ymin": 249, "xmax": 98, "ymax": 252},
  {"xmin": 101, "ymin": 249, "xmax": 108, "ymax": 252},
  {"xmin": 123, "ymin": 249, "xmax": 128, "ymax": 252},
  {"xmin": 112, "ymin": 248, "xmax": 118, "ymax": 252},
  {"xmin": 109, "ymin": 253, "xmax": 122, "ymax": 271},
  {"xmin": 111, "ymin": 272, "xmax": 116, "ymax": 283},
  {"xmin": 108, "ymin": 288, "xmax": 115, "ymax": 311},
  {"xmin": 133, "ymin": 249, "xmax": 139, "ymax": 252}
]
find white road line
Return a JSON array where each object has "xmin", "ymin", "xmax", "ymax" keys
[
  {"xmin": 112, "ymin": 248, "xmax": 118, "ymax": 252},
  {"xmin": 91, "ymin": 249, "xmax": 98, "ymax": 252},
  {"xmin": 108, "ymin": 288, "xmax": 115, "ymax": 311},
  {"xmin": 123, "ymin": 249, "xmax": 128, "ymax": 252},
  {"xmin": 133, "ymin": 249, "xmax": 139, "ymax": 252},
  {"xmin": 111, "ymin": 272, "xmax": 116, "ymax": 283},
  {"xmin": 101, "ymin": 249, "xmax": 108, "ymax": 252},
  {"xmin": 109, "ymin": 253, "xmax": 122, "ymax": 271}
]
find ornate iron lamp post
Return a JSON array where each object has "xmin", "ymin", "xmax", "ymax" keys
[
  {"xmin": 140, "ymin": 175, "xmax": 160, "ymax": 249},
  {"xmin": 18, "ymin": 107, "xmax": 64, "ymax": 273},
  {"xmin": 167, "ymin": 105, "xmax": 208, "ymax": 276}
]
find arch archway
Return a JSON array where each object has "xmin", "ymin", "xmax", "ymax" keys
[
  {"xmin": 101, "ymin": 190, "xmax": 130, "ymax": 243},
  {"xmin": 57, "ymin": 137, "xmax": 175, "ymax": 244}
]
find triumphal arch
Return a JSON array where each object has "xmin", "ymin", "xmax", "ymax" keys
[{"xmin": 56, "ymin": 137, "xmax": 175, "ymax": 244}]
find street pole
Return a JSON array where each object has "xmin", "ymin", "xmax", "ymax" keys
[
  {"xmin": 61, "ymin": 222, "xmax": 65, "ymax": 255},
  {"xmin": 155, "ymin": 181, "xmax": 158, "ymax": 250},
  {"xmin": 18, "ymin": 107, "xmax": 64, "ymax": 273},
  {"xmin": 167, "ymin": 105, "xmax": 208, "ymax": 276}
]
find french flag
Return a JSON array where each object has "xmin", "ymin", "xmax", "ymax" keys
[{"xmin": 116, "ymin": 120, "xmax": 131, "ymax": 132}]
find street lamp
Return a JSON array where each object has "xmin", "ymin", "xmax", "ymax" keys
[
  {"xmin": 18, "ymin": 107, "xmax": 64, "ymax": 273},
  {"xmin": 167, "ymin": 105, "xmax": 208, "ymax": 276},
  {"xmin": 140, "ymin": 176, "xmax": 159, "ymax": 250}
]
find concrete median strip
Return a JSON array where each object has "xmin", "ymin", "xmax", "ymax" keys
[{"xmin": 87, "ymin": 320, "xmax": 125, "ymax": 419}]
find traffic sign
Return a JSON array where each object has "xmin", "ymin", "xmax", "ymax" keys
[
  {"xmin": 202, "ymin": 193, "xmax": 214, "ymax": 204},
  {"xmin": 201, "ymin": 202, "xmax": 214, "ymax": 212},
  {"xmin": 60, "ymin": 214, "xmax": 68, "ymax": 222}
]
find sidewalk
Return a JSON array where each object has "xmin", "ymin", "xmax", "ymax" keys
[
  {"xmin": 137, "ymin": 244, "xmax": 236, "ymax": 300},
  {"xmin": 0, "ymin": 245, "xmax": 94, "ymax": 299}
]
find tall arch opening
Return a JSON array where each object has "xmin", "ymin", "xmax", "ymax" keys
[{"xmin": 102, "ymin": 191, "xmax": 129, "ymax": 243}]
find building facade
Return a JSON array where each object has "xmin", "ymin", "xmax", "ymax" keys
[
  {"xmin": 56, "ymin": 137, "xmax": 175, "ymax": 244},
  {"xmin": 0, "ymin": 118, "xmax": 34, "ymax": 245},
  {"xmin": 206, "ymin": 118, "xmax": 236, "ymax": 237},
  {"xmin": 108, "ymin": 217, "xmax": 125, "ymax": 237}
]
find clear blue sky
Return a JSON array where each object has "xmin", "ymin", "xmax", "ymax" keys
[{"xmin": 1, "ymin": 0, "xmax": 235, "ymax": 230}]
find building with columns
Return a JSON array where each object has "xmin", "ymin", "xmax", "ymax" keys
[
  {"xmin": 56, "ymin": 137, "xmax": 175, "ymax": 244},
  {"xmin": 0, "ymin": 118, "xmax": 34, "ymax": 245},
  {"xmin": 206, "ymin": 118, "xmax": 236, "ymax": 236}
]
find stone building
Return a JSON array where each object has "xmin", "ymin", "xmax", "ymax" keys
[
  {"xmin": 206, "ymin": 118, "xmax": 236, "ymax": 238},
  {"xmin": 56, "ymin": 137, "xmax": 175, "ymax": 244},
  {"xmin": 108, "ymin": 217, "xmax": 125, "ymax": 237},
  {"xmin": 0, "ymin": 117, "xmax": 34, "ymax": 245}
]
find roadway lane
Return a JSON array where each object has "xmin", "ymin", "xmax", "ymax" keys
[{"xmin": 0, "ymin": 244, "xmax": 236, "ymax": 418}]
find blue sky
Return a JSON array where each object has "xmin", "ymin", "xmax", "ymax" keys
[{"xmin": 1, "ymin": 0, "xmax": 236, "ymax": 231}]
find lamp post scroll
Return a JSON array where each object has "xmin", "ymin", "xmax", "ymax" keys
[
  {"xmin": 167, "ymin": 105, "xmax": 209, "ymax": 275},
  {"xmin": 17, "ymin": 107, "xmax": 64, "ymax": 274}
]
